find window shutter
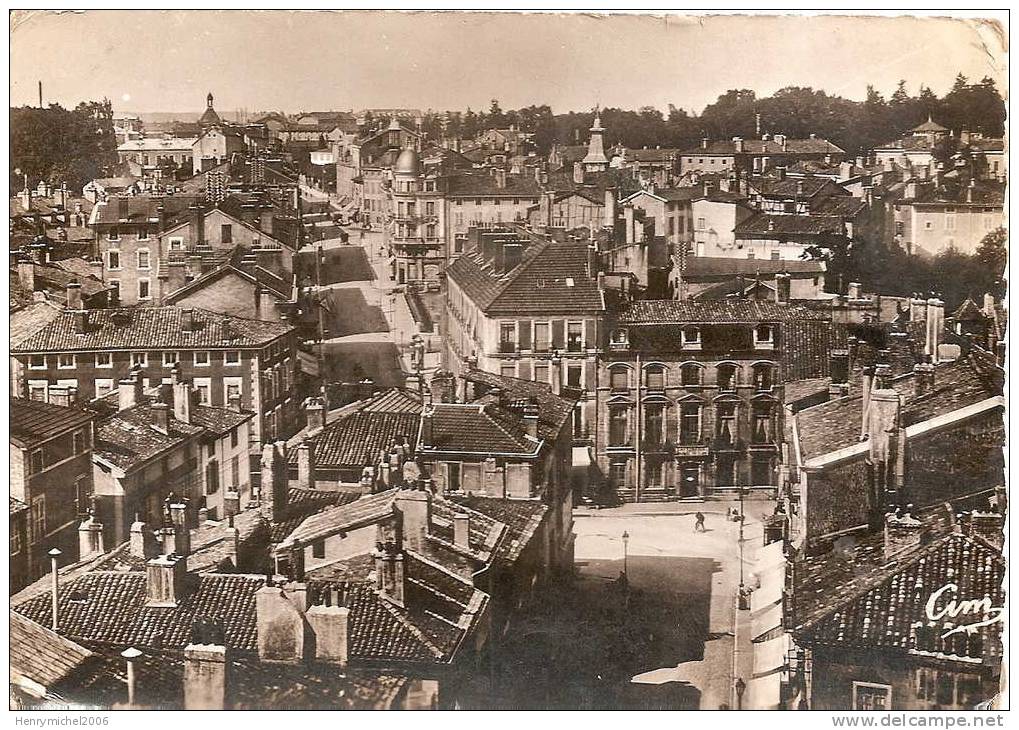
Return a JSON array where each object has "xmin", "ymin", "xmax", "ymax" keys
[
  {"xmin": 584, "ymin": 362, "xmax": 596, "ymax": 391},
  {"xmin": 585, "ymin": 319, "xmax": 597, "ymax": 348},
  {"xmin": 551, "ymin": 320, "xmax": 565, "ymax": 349},
  {"xmin": 518, "ymin": 321, "xmax": 532, "ymax": 351},
  {"xmin": 518, "ymin": 361, "xmax": 532, "ymax": 381},
  {"xmin": 665, "ymin": 405, "xmax": 678, "ymax": 443}
]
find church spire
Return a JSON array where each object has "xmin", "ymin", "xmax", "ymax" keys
[{"xmin": 582, "ymin": 105, "xmax": 609, "ymax": 171}]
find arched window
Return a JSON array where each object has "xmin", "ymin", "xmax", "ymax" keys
[
  {"xmin": 645, "ymin": 364, "xmax": 665, "ymax": 392},
  {"xmin": 717, "ymin": 363, "xmax": 738, "ymax": 391},
  {"xmin": 752, "ymin": 363, "xmax": 774, "ymax": 391},
  {"xmin": 681, "ymin": 363, "xmax": 702, "ymax": 386},
  {"xmin": 751, "ymin": 401, "xmax": 775, "ymax": 444},
  {"xmin": 609, "ymin": 365, "xmax": 629, "ymax": 392}
]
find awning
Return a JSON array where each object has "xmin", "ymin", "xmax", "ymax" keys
[
  {"xmin": 753, "ymin": 635, "xmax": 788, "ymax": 677},
  {"xmin": 748, "ymin": 672, "xmax": 782, "ymax": 710},
  {"xmin": 298, "ymin": 350, "xmax": 319, "ymax": 377},
  {"xmin": 751, "ymin": 573, "xmax": 784, "ymax": 613},
  {"xmin": 752, "ymin": 602, "xmax": 783, "ymax": 641},
  {"xmin": 755, "ymin": 540, "xmax": 786, "ymax": 573}
]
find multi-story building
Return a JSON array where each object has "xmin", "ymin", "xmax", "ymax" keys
[
  {"xmin": 872, "ymin": 116, "xmax": 950, "ymax": 171},
  {"xmin": 444, "ymin": 228, "xmax": 605, "ymax": 442},
  {"xmin": 88, "ymin": 195, "xmax": 295, "ymax": 306},
  {"xmin": 116, "ymin": 137, "xmax": 197, "ymax": 178},
  {"xmin": 444, "ymin": 170, "xmax": 542, "ymax": 260},
  {"xmin": 387, "ymin": 147, "xmax": 447, "ymax": 284},
  {"xmin": 10, "ymin": 305, "xmax": 300, "ymax": 444},
  {"xmin": 680, "ymin": 133, "xmax": 845, "ymax": 176},
  {"xmin": 192, "ymin": 125, "xmax": 246, "ymax": 175},
  {"xmin": 892, "ymin": 179, "xmax": 1005, "ymax": 256},
  {"xmin": 10, "ymin": 398, "xmax": 96, "ymax": 583},
  {"xmin": 595, "ymin": 297, "xmax": 832, "ymax": 502},
  {"xmin": 90, "ymin": 371, "xmax": 254, "ymax": 545}
]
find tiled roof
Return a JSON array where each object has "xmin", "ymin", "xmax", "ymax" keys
[
  {"xmin": 10, "ymin": 611, "xmax": 101, "ymax": 690},
  {"xmin": 12, "ymin": 306, "xmax": 293, "ymax": 353},
  {"xmin": 912, "ymin": 118, "xmax": 948, "ymax": 132},
  {"xmin": 11, "ymin": 571, "xmax": 266, "ymax": 652},
  {"xmin": 952, "ymin": 298, "xmax": 985, "ymax": 321},
  {"xmin": 874, "ymin": 135, "xmax": 934, "ymax": 152},
  {"xmin": 277, "ymin": 489, "xmax": 399, "ymax": 550},
  {"xmin": 445, "ymin": 172, "xmax": 542, "ymax": 198},
  {"xmin": 617, "ymin": 299, "xmax": 830, "ymax": 325},
  {"xmin": 681, "ymin": 256, "xmax": 825, "ymax": 278},
  {"xmin": 795, "ymin": 355, "xmax": 1002, "ymax": 460},
  {"xmin": 620, "ymin": 147, "xmax": 682, "ymax": 163},
  {"xmin": 10, "ymin": 398, "xmax": 95, "ymax": 449},
  {"xmin": 446, "ymin": 237, "xmax": 604, "ymax": 316},
  {"xmin": 425, "ymin": 403, "xmax": 539, "ymax": 455},
  {"xmin": 360, "ymin": 388, "xmax": 423, "ymax": 414},
  {"xmin": 188, "ymin": 404, "xmax": 253, "ymax": 435},
  {"xmin": 750, "ymin": 176, "xmax": 845, "ymax": 199},
  {"xmin": 270, "ymin": 488, "xmax": 363, "ymax": 545},
  {"xmin": 93, "ymin": 402, "xmax": 205, "ymax": 472},
  {"xmin": 797, "ymin": 533, "xmax": 1003, "ymax": 664},
  {"xmin": 682, "ymin": 138, "xmax": 844, "ymax": 156},
  {"xmin": 811, "ymin": 196, "xmax": 868, "ymax": 218},
  {"xmin": 735, "ymin": 213, "xmax": 846, "ymax": 236},
  {"xmin": 447, "ymin": 495, "xmax": 547, "ymax": 564},
  {"xmin": 464, "ymin": 367, "xmax": 576, "ymax": 442},
  {"xmin": 165, "ymin": 262, "xmax": 290, "ymax": 303},
  {"xmin": 90, "ymin": 195, "xmax": 202, "ymax": 228},
  {"xmin": 305, "ymin": 411, "xmax": 420, "ymax": 470}
]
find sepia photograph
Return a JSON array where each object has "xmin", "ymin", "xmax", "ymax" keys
[{"xmin": 6, "ymin": 9, "xmax": 1008, "ymax": 714}]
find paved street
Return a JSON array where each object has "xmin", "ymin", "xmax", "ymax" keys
[{"xmin": 572, "ymin": 503, "xmax": 763, "ymax": 709}]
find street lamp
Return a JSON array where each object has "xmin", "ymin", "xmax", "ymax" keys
[
  {"xmin": 621, "ymin": 530, "xmax": 630, "ymax": 577},
  {"xmin": 734, "ymin": 677, "xmax": 746, "ymax": 710}
]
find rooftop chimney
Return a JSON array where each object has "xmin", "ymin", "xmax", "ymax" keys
[
  {"xmin": 494, "ymin": 167, "xmax": 506, "ymax": 189},
  {"xmin": 78, "ymin": 507, "xmax": 105, "ymax": 560},
  {"xmin": 168, "ymin": 501, "xmax": 191, "ymax": 556},
  {"xmin": 130, "ymin": 516, "xmax": 157, "ymax": 559},
  {"xmin": 118, "ymin": 375, "xmax": 143, "ymax": 412},
  {"xmin": 183, "ymin": 644, "xmax": 227, "ymax": 710},
  {"xmin": 255, "ymin": 584, "xmax": 307, "ymax": 663},
  {"xmin": 261, "ymin": 441, "xmax": 289, "ymax": 521},
  {"xmin": 65, "ymin": 282, "xmax": 84, "ymax": 311},
  {"xmin": 732, "ymin": 137, "xmax": 744, "ymax": 153},
  {"xmin": 17, "ymin": 259, "xmax": 35, "ymax": 292},
  {"xmin": 913, "ymin": 361, "xmax": 936, "ymax": 397},
  {"xmin": 587, "ymin": 244, "xmax": 598, "ymax": 276},
  {"xmin": 297, "ymin": 444, "xmax": 316, "ymax": 490},
  {"xmin": 306, "ymin": 604, "xmax": 350, "ymax": 665},
  {"xmin": 523, "ymin": 398, "xmax": 540, "ymax": 438},
  {"xmin": 884, "ymin": 509, "xmax": 925, "ymax": 561},
  {"xmin": 145, "ymin": 553, "xmax": 188, "ymax": 607},
  {"xmin": 172, "ymin": 374, "xmax": 192, "ymax": 425},
  {"xmin": 121, "ymin": 648, "xmax": 142, "ymax": 707},
  {"xmin": 453, "ymin": 513, "xmax": 471, "ymax": 548},
  {"xmin": 859, "ymin": 366, "xmax": 874, "ymax": 440},
  {"xmin": 925, "ymin": 298, "xmax": 944, "ymax": 360},
  {"xmin": 701, "ymin": 137, "xmax": 709, "ymax": 150},
  {"xmin": 774, "ymin": 273, "xmax": 791, "ymax": 304},
  {"xmin": 117, "ymin": 197, "xmax": 129, "ymax": 222},
  {"xmin": 395, "ymin": 488, "xmax": 431, "ymax": 553},
  {"xmin": 151, "ymin": 401, "xmax": 171, "ymax": 436},
  {"xmin": 573, "ymin": 161, "xmax": 585, "ymax": 185},
  {"xmin": 374, "ymin": 545, "xmax": 405, "ymax": 605},
  {"xmin": 421, "ymin": 405, "xmax": 434, "ymax": 447},
  {"xmin": 305, "ymin": 396, "xmax": 325, "ymax": 434}
]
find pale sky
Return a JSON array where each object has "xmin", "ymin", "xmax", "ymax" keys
[{"xmin": 9, "ymin": 11, "xmax": 1008, "ymax": 117}]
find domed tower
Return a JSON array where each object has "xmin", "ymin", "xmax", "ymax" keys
[
  {"xmin": 199, "ymin": 91, "xmax": 222, "ymax": 129},
  {"xmin": 389, "ymin": 146, "xmax": 422, "ymax": 284}
]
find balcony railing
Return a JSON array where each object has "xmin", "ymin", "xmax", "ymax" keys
[{"xmin": 498, "ymin": 341, "xmax": 517, "ymax": 354}]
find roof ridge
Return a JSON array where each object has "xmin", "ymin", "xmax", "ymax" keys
[
  {"xmin": 374, "ymin": 591, "xmax": 446, "ymax": 659},
  {"xmin": 793, "ymin": 531, "xmax": 984, "ymax": 635}
]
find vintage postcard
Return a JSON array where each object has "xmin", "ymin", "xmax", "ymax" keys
[{"xmin": 7, "ymin": 10, "xmax": 1007, "ymax": 715}]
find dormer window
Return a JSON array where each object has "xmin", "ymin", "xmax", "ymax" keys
[
  {"xmin": 754, "ymin": 324, "xmax": 775, "ymax": 349},
  {"xmin": 681, "ymin": 327, "xmax": 701, "ymax": 350},
  {"xmin": 610, "ymin": 328, "xmax": 628, "ymax": 351}
]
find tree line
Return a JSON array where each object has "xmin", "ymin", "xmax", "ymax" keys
[
  {"xmin": 10, "ymin": 99, "xmax": 118, "ymax": 194},
  {"xmin": 423, "ymin": 74, "xmax": 1004, "ymax": 157}
]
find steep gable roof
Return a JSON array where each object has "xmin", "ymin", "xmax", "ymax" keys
[
  {"xmin": 11, "ymin": 398, "xmax": 95, "ymax": 449},
  {"xmin": 445, "ymin": 237, "xmax": 604, "ymax": 316}
]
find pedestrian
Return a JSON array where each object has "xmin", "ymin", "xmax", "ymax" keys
[{"xmin": 694, "ymin": 511, "xmax": 706, "ymax": 532}]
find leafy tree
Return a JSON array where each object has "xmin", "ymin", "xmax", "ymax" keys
[
  {"xmin": 10, "ymin": 99, "xmax": 117, "ymax": 193},
  {"xmin": 975, "ymin": 227, "xmax": 1007, "ymax": 298}
]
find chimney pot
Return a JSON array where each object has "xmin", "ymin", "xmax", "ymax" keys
[
  {"xmin": 145, "ymin": 553, "xmax": 188, "ymax": 607},
  {"xmin": 151, "ymin": 402, "xmax": 171, "ymax": 435},
  {"xmin": 453, "ymin": 513, "xmax": 471, "ymax": 548}
]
